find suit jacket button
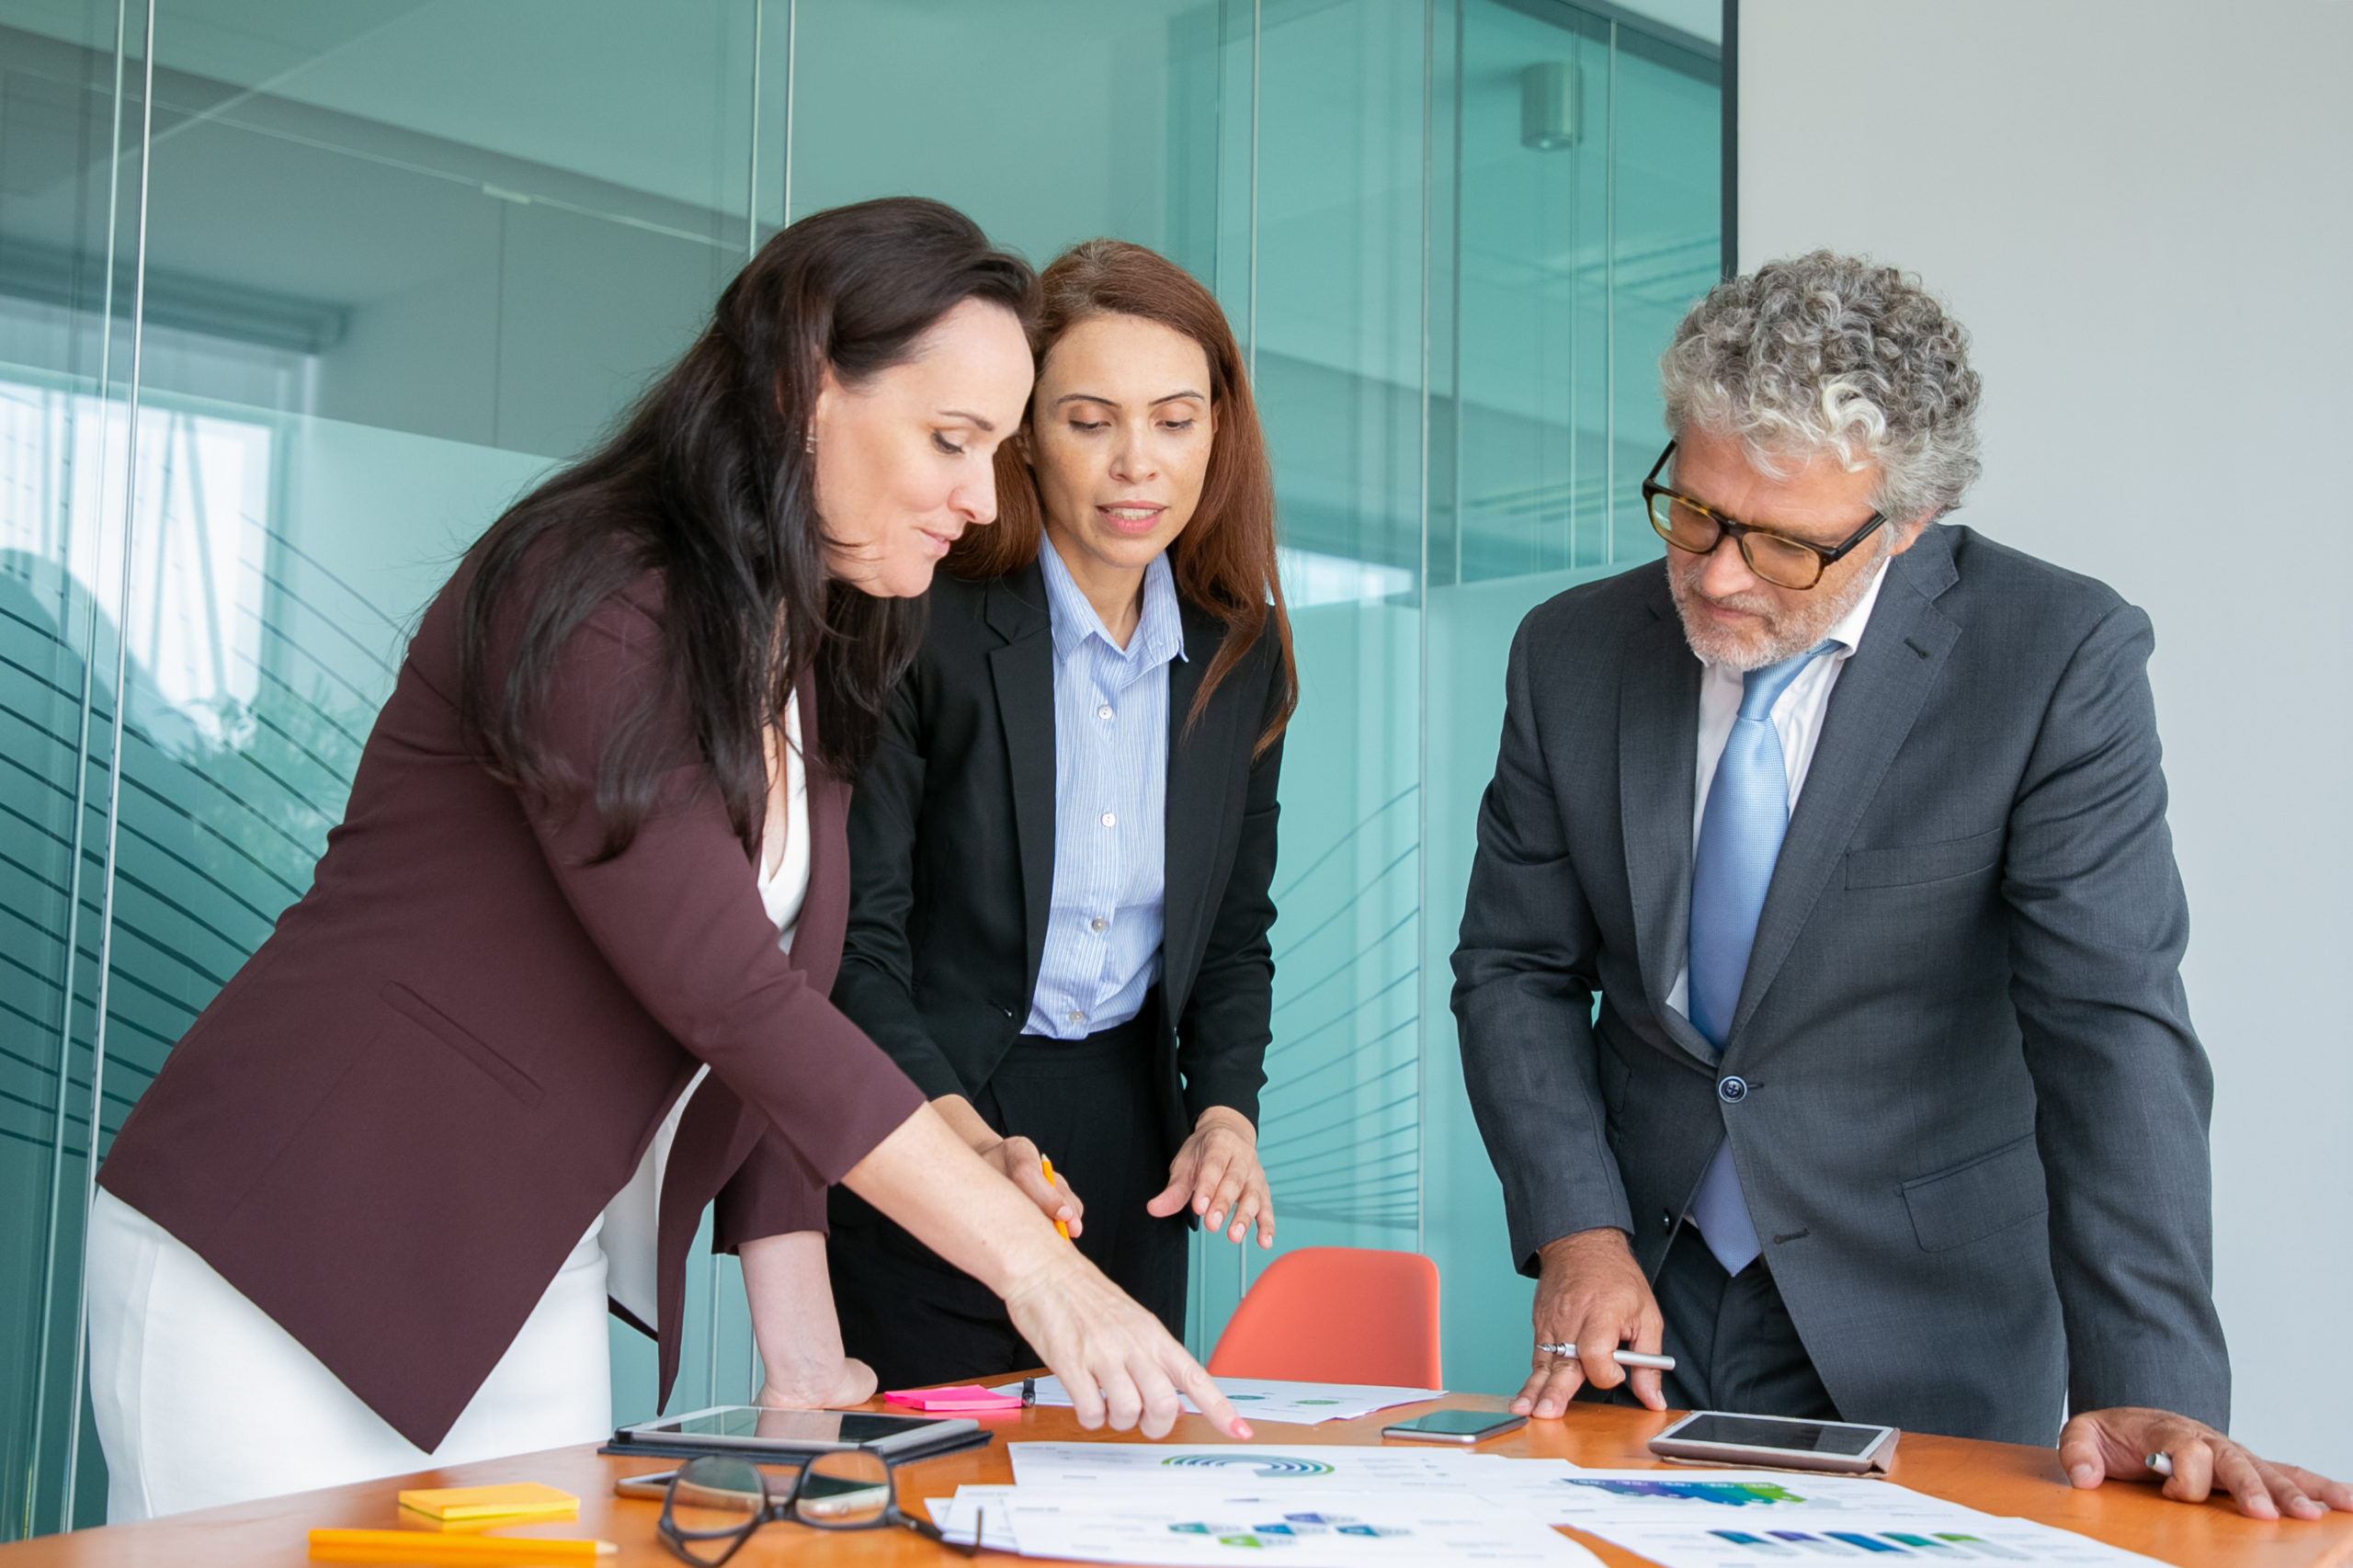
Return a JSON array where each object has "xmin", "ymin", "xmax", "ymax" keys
[{"xmin": 1717, "ymin": 1074, "xmax": 1747, "ymax": 1104}]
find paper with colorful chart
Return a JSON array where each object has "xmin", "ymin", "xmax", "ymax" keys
[
  {"xmin": 966, "ymin": 1448, "xmax": 2154, "ymax": 1566},
  {"xmin": 1574, "ymin": 1515, "xmax": 2172, "ymax": 1565},
  {"xmin": 1007, "ymin": 1440, "xmax": 1559, "ymax": 1490},
  {"xmin": 996, "ymin": 1376, "xmax": 1447, "ymax": 1426},
  {"xmin": 1475, "ymin": 1469, "xmax": 2010, "ymax": 1525},
  {"xmin": 987, "ymin": 1489, "xmax": 1606, "ymax": 1567}
]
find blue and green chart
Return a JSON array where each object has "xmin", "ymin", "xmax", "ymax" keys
[{"xmin": 1489, "ymin": 1471, "xmax": 2167, "ymax": 1566}]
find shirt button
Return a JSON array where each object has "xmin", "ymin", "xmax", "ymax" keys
[
  {"xmin": 1099, "ymin": 811, "xmax": 1116, "ymax": 827},
  {"xmin": 1097, "ymin": 704, "xmax": 1114, "ymax": 721},
  {"xmin": 1090, "ymin": 916, "xmax": 1108, "ymax": 932},
  {"xmin": 1718, "ymin": 1075, "xmax": 1748, "ymax": 1104},
  {"xmin": 1068, "ymin": 1010, "xmax": 1085, "ymax": 1025}
]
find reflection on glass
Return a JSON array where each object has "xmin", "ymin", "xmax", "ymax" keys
[
  {"xmin": 1423, "ymin": 0, "xmax": 1720, "ymax": 1395},
  {"xmin": 0, "ymin": 0, "xmax": 783, "ymax": 1530},
  {"xmin": 0, "ymin": 0, "xmax": 1716, "ymax": 1535}
]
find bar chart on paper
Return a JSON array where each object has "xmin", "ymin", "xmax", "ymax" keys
[
  {"xmin": 1581, "ymin": 1518, "xmax": 2175, "ymax": 1564},
  {"xmin": 1471, "ymin": 1471, "xmax": 2177, "ymax": 1566}
]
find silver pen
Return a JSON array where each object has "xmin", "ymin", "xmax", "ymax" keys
[{"xmin": 1538, "ymin": 1342, "xmax": 1677, "ymax": 1371}]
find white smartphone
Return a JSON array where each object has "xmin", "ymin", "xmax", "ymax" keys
[{"xmin": 1649, "ymin": 1411, "xmax": 1899, "ymax": 1473}]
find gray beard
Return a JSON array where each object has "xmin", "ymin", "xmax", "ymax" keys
[{"xmin": 1667, "ymin": 536, "xmax": 1891, "ymax": 671}]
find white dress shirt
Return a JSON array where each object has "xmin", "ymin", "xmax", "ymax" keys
[{"xmin": 1667, "ymin": 561, "xmax": 1891, "ymax": 1020}]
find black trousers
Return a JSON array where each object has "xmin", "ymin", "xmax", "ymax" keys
[
  {"xmin": 1581, "ymin": 1227, "xmax": 1840, "ymax": 1418},
  {"xmin": 827, "ymin": 1014, "xmax": 1188, "ymax": 1391}
]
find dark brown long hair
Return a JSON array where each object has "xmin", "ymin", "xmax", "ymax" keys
[
  {"xmin": 460, "ymin": 198, "xmax": 1037, "ymax": 860},
  {"xmin": 948, "ymin": 239, "xmax": 1295, "ymax": 754}
]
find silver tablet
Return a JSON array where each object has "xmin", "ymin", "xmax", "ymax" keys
[{"xmin": 1649, "ymin": 1411, "xmax": 1900, "ymax": 1474}]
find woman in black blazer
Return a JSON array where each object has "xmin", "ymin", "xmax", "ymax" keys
[{"xmin": 829, "ymin": 240, "xmax": 1297, "ymax": 1387}]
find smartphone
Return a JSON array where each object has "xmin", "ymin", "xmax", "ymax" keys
[
  {"xmin": 613, "ymin": 1466, "xmax": 892, "ymax": 1513},
  {"xmin": 617, "ymin": 1404, "xmax": 976, "ymax": 1458},
  {"xmin": 1381, "ymin": 1409, "xmax": 1529, "ymax": 1445},
  {"xmin": 1649, "ymin": 1411, "xmax": 1899, "ymax": 1473}
]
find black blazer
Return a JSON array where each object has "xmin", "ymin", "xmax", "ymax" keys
[{"xmin": 834, "ymin": 559, "xmax": 1284, "ymax": 1158}]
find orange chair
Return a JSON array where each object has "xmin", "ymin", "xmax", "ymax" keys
[{"xmin": 1207, "ymin": 1246, "xmax": 1442, "ymax": 1388}]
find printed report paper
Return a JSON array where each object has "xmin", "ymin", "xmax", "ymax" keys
[
  {"xmin": 997, "ymin": 1375, "xmax": 1448, "ymax": 1427},
  {"xmin": 1574, "ymin": 1515, "xmax": 2174, "ymax": 1565},
  {"xmin": 996, "ymin": 1490, "xmax": 1607, "ymax": 1567},
  {"xmin": 1008, "ymin": 1441, "xmax": 1557, "ymax": 1492},
  {"xmin": 1479, "ymin": 1468, "xmax": 2007, "ymax": 1527}
]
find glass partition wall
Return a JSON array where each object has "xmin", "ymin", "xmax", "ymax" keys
[{"xmin": 0, "ymin": 0, "xmax": 1717, "ymax": 1533}]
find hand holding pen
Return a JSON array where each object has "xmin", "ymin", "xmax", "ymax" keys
[{"xmin": 1516, "ymin": 1228, "xmax": 1671, "ymax": 1417}]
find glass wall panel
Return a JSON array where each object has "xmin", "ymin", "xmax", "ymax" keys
[
  {"xmin": 0, "ymin": 0, "xmax": 787, "ymax": 1529},
  {"xmin": 1, "ymin": 3, "xmax": 145, "ymax": 1534},
  {"xmin": 1423, "ymin": 0, "xmax": 1720, "ymax": 1396},
  {"xmin": 1, "ymin": 0, "xmax": 1715, "ymax": 1535},
  {"xmin": 1228, "ymin": 0, "xmax": 1433, "ymax": 1343}
]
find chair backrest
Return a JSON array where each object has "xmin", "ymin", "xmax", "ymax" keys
[{"xmin": 1206, "ymin": 1246, "xmax": 1441, "ymax": 1388}]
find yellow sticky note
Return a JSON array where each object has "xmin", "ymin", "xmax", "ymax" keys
[{"xmin": 396, "ymin": 1483, "xmax": 579, "ymax": 1523}]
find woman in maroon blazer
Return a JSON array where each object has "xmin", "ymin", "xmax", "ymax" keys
[{"xmin": 85, "ymin": 198, "xmax": 1245, "ymax": 1523}]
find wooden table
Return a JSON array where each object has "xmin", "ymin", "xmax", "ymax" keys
[{"xmin": 6, "ymin": 1393, "xmax": 2346, "ymax": 1567}]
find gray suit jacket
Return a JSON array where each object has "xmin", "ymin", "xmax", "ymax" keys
[{"xmin": 1450, "ymin": 525, "xmax": 2227, "ymax": 1445}]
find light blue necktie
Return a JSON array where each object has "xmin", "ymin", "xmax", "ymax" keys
[{"xmin": 1685, "ymin": 642, "xmax": 1834, "ymax": 1276}]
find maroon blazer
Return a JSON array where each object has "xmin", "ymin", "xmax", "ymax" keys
[{"xmin": 99, "ymin": 559, "xmax": 926, "ymax": 1451}]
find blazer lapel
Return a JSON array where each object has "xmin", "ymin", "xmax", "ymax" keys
[
  {"xmin": 1618, "ymin": 590, "xmax": 1715, "ymax": 1065},
  {"xmin": 985, "ymin": 562, "xmax": 1058, "ymax": 1001},
  {"xmin": 1727, "ymin": 530, "xmax": 1962, "ymax": 1046},
  {"xmin": 1161, "ymin": 600, "xmax": 1233, "ymax": 1020}
]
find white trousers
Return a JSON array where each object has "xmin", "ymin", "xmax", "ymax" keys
[{"xmin": 84, "ymin": 1187, "xmax": 613, "ymax": 1522}]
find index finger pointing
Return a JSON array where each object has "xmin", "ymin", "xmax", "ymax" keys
[{"xmin": 1176, "ymin": 1358, "xmax": 1252, "ymax": 1440}]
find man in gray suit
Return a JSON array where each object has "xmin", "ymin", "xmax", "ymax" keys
[{"xmin": 1452, "ymin": 252, "xmax": 2347, "ymax": 1519}]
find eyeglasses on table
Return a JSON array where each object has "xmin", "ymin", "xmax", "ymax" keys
[{"xmin": 657, "ymin": 1450, "xmax": 979, "ymax": 1564}]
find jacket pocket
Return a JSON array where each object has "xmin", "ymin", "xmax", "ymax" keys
[
  {"xmin": 1901, "ymin": 1131, "xmax": 2047, "ymax": 1252},
  {"xmin": 381, "ymin": 982, "xmax": 544, "ymax": 1108},
  {"xmin": 1845, "ymin": 827, "xmax": 2004, "ymax": 890}
]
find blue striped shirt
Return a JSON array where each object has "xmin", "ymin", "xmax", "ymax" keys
[{"xmin": 1023, "ymin": 543, "xmax": 1187, "ymax": 1040}]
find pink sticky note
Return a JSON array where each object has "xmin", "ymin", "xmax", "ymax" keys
[{"xmin": 883, "ymin": 1384, "xmax": 1025, "ymax": 1412}]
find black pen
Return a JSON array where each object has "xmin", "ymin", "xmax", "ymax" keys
[{"xmin": 1022, "ymin": 1377, "xmax": 1036, "ymax": 1406}]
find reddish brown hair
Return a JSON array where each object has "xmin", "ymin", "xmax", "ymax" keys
[{"xmin": 948, "ymin": 239, "xmax": 1296, "ymax": 755}]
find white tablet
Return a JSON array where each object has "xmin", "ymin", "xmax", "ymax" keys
[{"xmin": 1648, "ymin": 1411, "xmax": 1900, "ymax": 1474}]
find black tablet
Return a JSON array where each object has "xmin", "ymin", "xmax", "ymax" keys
[{"xmin": 617, "ymin": 1404, "xmax": 978, "ymax": 1459}]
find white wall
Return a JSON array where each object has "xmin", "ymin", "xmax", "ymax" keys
[{"xmin": 1740, "ymin": 1, "xmax": 2353, "ymax": 1475}]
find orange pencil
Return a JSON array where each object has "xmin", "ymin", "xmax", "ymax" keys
[
  {"xmin": 309, "ymin": 1528, "xmax": 614, "ymax": 1562},
  {"xmin": 1040, "ymin": 1155, "xmax": 1073, "ymax": 1241}
]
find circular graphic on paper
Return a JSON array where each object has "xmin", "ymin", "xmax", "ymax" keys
[{"xmin": 1162, "ymin": 1454, "xmax": 1338, "ymax": 1480}]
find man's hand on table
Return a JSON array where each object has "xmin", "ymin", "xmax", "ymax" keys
[
  {"xmin": 2062, "ymin": 1406, "xmax": 2353, "ymax": 1520},
  {"xmin": 1511, "ymin": 1227, "xmax": 1667, "ymax": 1417}
]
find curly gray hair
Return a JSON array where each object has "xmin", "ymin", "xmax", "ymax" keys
[{"xmin": 1661, "ymin": 251, "xmax": 1983, "ymax": 523}]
